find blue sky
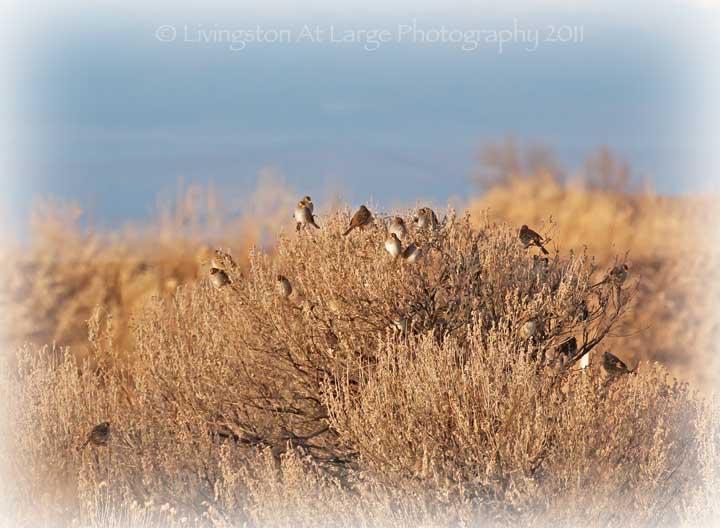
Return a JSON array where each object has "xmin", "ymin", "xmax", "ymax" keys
[{"xmin": 5, "ymin": 4, "xmax": 717, "ymax": 229}]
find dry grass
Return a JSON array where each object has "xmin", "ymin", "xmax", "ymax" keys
[{"xmin": 1, "ymin": 201, "xmax": 718, "ymax": 527}]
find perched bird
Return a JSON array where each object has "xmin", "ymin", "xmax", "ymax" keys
[
  {"xmin": 343, "ymin": 205, "xmax": 373, "ymax": 236},
  {"xmin": 603, "ymin": 351, "xmax": 632, "ymax": 375},
  {"xmin": 300, "ymin": 195, "xmax": 314, "ymax": 214},
  {"xmin": 210, "ymin": 267, "xmax": 231, "ymax": 288},
  {"xmin": 388, "ymin": 217, "xmax": 408, "ymax": 240},
  {"xmin": 385, "ymin": 233, "xmax": 402, "ymax": 259},
  {"xmin": 276, "ymin": 274, "xmax": 292, "ymax": 298},
  {"xmin": 294, "ymin": 202, "xmax": 320, "ymax": 231},
  {"xmin": 557, "ymin": 336, "xmax": 578, "ymax": 359},
  {"xmin": 402, "ymin": 243, "xmax": 422, "ymax": 263},
  {"xmin": 211, "ymin": 249, "xmax": 237, "ymax": 270},
  {"xmin": 414, "ymin": 207, "xmax": 439, "ymax": 230},
  {"xmin": 519, "ymin": 225, "xmax": 549, "ymax": 255},
  {"xmin": 520, "ymin": 320, "xmax": 537, "ymax": 339},
  {"xmin": 82, "ymin": 421, "xmax": 110, "ymax": 448},
  {"xmin": 392, "ymin": 316, "xmax": 409, "ymax": 334},
  {"xmin": 593, "ymin": 264, "xmax": 629, "ymax": 288},
  {"xmin": 325, "ymin": 329, "xmax": 339, "ymax": 350},
  {"xmin": 577, "ymin": 300, "xmax": 590, "ymax": 322}
]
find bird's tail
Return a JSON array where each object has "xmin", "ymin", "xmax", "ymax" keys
[
  {"xmin": 538, "ymin": 244, "xmax": 549, "ymax": 255},
  {"xmin": 311, "ymin": 216, "xmax": 320, "ymax": 229},
  {"xmin": 342, "ymin": 226, "xmax": 353, "ymax": 236}
]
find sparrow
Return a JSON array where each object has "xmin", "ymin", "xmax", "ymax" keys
[
  {"xmin": 82, "ymin": 421, "xmax": 110, "ymax": 448},
  {"xmin": 392, "ymin": 316, "xmax": 409, "ymax": 334},
  {"xmin": 519, "ymin": 225, "xmax": 549, "ymax": 255},
  {"xmin": 210, "ymin": 267, "xmax": 231, "ymax": 288},
  {"xmin": 414, "ymin": 207, "xmax": 439, "ymax": 230},
  {"xmin": 343, "ymin": 205, "xmax": 373, "ymax": 236},
  {"xmin": 325, "ymin": 329, "xmax": 339, "ymax": 350},
  {"xmin": 402, "ymin": 243, "xmax": 422, "ymax": 263},
  {"xmin": 385, "ymin": 233, "xmax": 402, "ymax": 259},
  {"xmin": 603, "ymin": 351, "xmax": 632, "ymax": 375},
  {"xmin": 276, "ymin": 274, "xmax": 292, "ymax": 298},
  {"xmin": 300, "ymin": 195, "xmax": 314, "ymax": 214},
  {"xmin": 593, "ymin": 264, "xmax": 629, "ymax": 288},
  {"xmin": 388, "ymin": 217, "xmax": 408, "ymax": 240},
  {"xmin": 294, "ymin": 202, "xmax": 320, "ymax": 231},
  {"xmin": 211, "ymin": 249, "xmax": 237, "ymax": 270},
  {"xmin": 520, "ymin": 320, "xmax": 537, "ymax": 339},
  {"xmin": 556, "ymin": 336, "xmax": 577, "ymax": 359}
]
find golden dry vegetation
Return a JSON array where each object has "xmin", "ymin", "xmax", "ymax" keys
[{"xmin": 1, "ymin": 149, "xmax": 719, "ymax": 527}]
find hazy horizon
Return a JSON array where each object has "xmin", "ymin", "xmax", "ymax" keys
[{"xmin": 5, "ymin": 8, "xmax": 716, "ymax": 231}]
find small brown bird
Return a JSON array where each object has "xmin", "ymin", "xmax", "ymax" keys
[
  {"xmin": 211, "ymin": 249, "xmax": 237, "ymax": 270},
  {"xmin": 402, "ymin": 243, "xmax": 422, "ymax": 263},
  {"xmin": 325, "ymin": 329, "xmax": 339, "ymax": 350},
  {"xmin": 414, "ymin": 207, "xmax": 439, "ymax": 230},
  {"xmin": 276, "ymin": 274, "xmax": 292, "ymax": 298},
  {"xmin": 82, "ymin": 421, "xmax": 110, "ymax": 448},
  {"xmin": 608, "ymin": 264, "xmax": 629, "ymax": 285},
  {"xmin": 603, "ymin": 351, "xmax": 632, "ymax": 375},
  {"xmin": 557, "ymin": 336, "xmax": 578, "ymax": 359},
  {"xmin": 300, "ymin": 195, "xmax": 314, "ymax": 214},
  {"xmin": 592, "ymin": 263, "xmax": 629, "ymax": 289},
  {"xmin": 388, "ymin": 216, "xmax": 408, "ymax": 240},
  {"xmin": 343, "ymin": 205, "xmax": 373, "ymax": 236},
  {"xmin": 210, "ymin": 267, "xmax": 231, "ymax": 288},
  {"xmin": 519, "ymin": 225, "xmax": 549, "ymax": 255},
  {"xmin": 385, "ymin": 233, "xmax": 402, "ymax": 259},
  {"xmin": 520, "ymin": 320, "xmax": 537, "ymax": 339},
  {"xmin": 294, "ymin": 202, "xmax": 320, "ymax": 231}
]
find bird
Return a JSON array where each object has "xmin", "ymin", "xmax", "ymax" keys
[
  {"xmin": 210, "ymin": 267, "xmax": 231, "ymax": 288},
  {"xmin": 325, "ymin": 329, "xmax": 339, "ymax": 350},
  {"xmin": 300, "ymin": 195, "xmax": 314, "ymax": 214},
  {"xmin": 276, "ymin": 274, "xmax": 292, "ymax": 298},
  {"xmin": 414, "ymin": 207, "xmax": 439, "ymax": 230},
  {"xmin": 392, "ymin": 316, "xmax": 409, "ymax": 334},
  {"xmin": 402, "ymin": 243, "xmax": 422, "ymax": 263},
  {"xmin": 211, "ymin": 249, "xmax": 237, "ymax": 270},
  {"xmin": 388, "ymin": 217, "xmax": 408, "ymax": 240},
  {"xmin": 294, "ymin": 202, "xmax": 320, "ymax": 231},
  {"xmin": 603, "ymin": 351, "xmax": 632, "ymax": 375},
  {"xmin": 519, "ymin": 225, "xmax": 549, "ymax": 255},
  {"xmin": 593, "ymin": 264, "xmax": 629, "ymax": 288},
  {"xmin": 520, "ymin": 320, "xmax": 537, "ymax": 339},
  {"xmin": 81, "ymin": 421, "xmax": 110, "ymax": 448},
  {"xmin": 385, "ymin": 233, "xmax": 402, "ymax": 259},
  {"xmin": 343, "ymin": 205, "xmax": 373, "ymax": 236},
  {"xmin": 557, "ymin": 336, "xmax": 577, "ymax": 359}
]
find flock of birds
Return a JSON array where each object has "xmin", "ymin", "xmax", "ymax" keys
[{"xmin": 79, "ymin": 196, "xmax": 633, "ymax": 450}]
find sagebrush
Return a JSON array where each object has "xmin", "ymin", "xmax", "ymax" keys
[{"xmin": 2, "ymin": 208, "xmax": 717, "ymax": 527}]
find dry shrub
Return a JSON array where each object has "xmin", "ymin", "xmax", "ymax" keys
[
  {"xmin": 0, "ymin": 174, "xmax": 296, "ymax": 364},
  {"xmin": 2, "ymin": 209, "xmax": 714, "ymax": 527},
  {"xmin": 469, "ymin": 153, "xmax": 720, "ymax": 389}
]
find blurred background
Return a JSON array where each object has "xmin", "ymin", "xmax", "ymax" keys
[{"xmin": 0, "ymin": 1, "xmax": 719, "ymax": 389}]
